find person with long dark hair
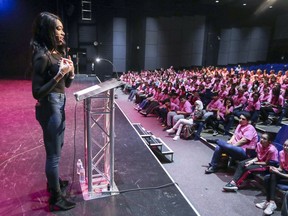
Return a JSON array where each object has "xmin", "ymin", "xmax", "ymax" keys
[
  {"xmin": 255, "ymin": 139, "xmax": 288, "ymax": 215},
  {"xmin": 223, "ymin": 132, "xmax": 278, "ymax": 191},
  {"xmin": 31, "ymin": 12, "xmax": 76, "ymax": 211},
  {"xmin": 260, "ymin": 86, "xmax": 284, "ymax": 125}
]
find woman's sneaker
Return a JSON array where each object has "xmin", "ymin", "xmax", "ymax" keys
[
  {"xmin": 263, "ymin": 201, "xmax": 277, "ymax": 215},
  {"xmin": 255, "ymin": 200, "xmax": 269, "ymax": 209},
  {"xmin": 223, "ymin": 182, "xmax": 238, "ymax": 191},
  {"xmin": 166, "ymin": 128, "xmax": 175, "ymax": 133},
  {"xmin": 173, "ymin": 135, "xmax": 180, "ymax": 141},
  {"xmin": 205, "ymin": 166, "xmax": 217, "ymax": 174}
]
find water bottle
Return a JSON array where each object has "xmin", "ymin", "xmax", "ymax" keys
[
  {"xmin": 76, "ymin": 159, "xmax": 82, "ymax": 175},
  {"xmin": 79, "ymin": 164, "xmax": 85, "ymax": 184}
]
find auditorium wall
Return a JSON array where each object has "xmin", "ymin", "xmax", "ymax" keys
[{"xmin": 217, "ymin": 26, "xmax": 271, "ymax": 65}]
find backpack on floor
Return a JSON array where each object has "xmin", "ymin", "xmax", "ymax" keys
[{"xmin": 180, "ymin": 124, "xmax": 195, "ymax": 140}]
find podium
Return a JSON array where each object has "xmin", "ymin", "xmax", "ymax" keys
[{"xmin": 74, "ymin": 78, "xmax": 123, "ymax": 200}]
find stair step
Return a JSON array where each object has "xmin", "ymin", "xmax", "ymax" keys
[{"xmin": 132, "ymin": 123, "xmax": 174, "ymax": 163}]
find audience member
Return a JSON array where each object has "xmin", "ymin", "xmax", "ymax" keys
[
  {"xmin": 260, "ymin": 86, "xmax": 284, "ymax": 125},
  {"xmin": 166, "ymin": 100, "xmax": 204, "ymax": 141},
  {"xmin": 205, "ymin": 113, "xmax": 258, "ymax": 174},
  {"xmin": 255, "ymin": 139, "xmax": 288, "ymax": 215},
  {"xmin": 165, "ymin": 95, "xmax": 192, "ymax": 129},
  {"xmin": 241, "ymin": 92, "xmax": 261, "ymax": 126},
  {"xmin": 202, "ymin": 92, "xmax": 222, "ymax": 120},
  {"xmin": 223, "ymin": 132, "xmax": 278, "ymax": 191},
  {"xmin": 232, "ymin": 88, "xmax": 248, "ymax": 117},
  {"xmin": 205, "ymin": 97, "xmax": 234, "ymax": 136}
]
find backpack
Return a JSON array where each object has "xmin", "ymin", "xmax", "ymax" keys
[
  {"xmin": 180, "ymin": 124, "xmax": 195, "ymax": 140},
  {"xmin": 193, "ymin": 109, "xmax": 204, "ymax": 120}
]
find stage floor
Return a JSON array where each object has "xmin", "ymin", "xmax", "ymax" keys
[{"xmin": 0, "ymin": 77, "xmax": 198, "ymax": 216}]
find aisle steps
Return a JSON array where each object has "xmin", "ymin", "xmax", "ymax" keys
[{"xmin": 133, "ymin": 123, "xmax": 174, "ymax": 163}]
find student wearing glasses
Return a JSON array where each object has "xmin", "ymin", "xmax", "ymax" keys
[
  {"xmin": 222, "ymin": 132, "xmax": 278, "ymax": 191},
  {"xmin": 255, "ymin": 139, "xmax": 288, "ymax": 215},
  {"xmin": 205, "ymin": 112, "xmax": 258, "ymax": 174}
]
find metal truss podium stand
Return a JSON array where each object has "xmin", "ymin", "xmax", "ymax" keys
[{"xmin": 74, "ymin": 78, "xmax": 122, "ymax": 200}]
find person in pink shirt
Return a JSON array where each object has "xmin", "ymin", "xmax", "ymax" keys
[
  {"xmin": 255, "ymin": 139, "xmax": 288, "ymax": 215},
  {"xmin": 205, "ymin": 113, "xmax": 258, "ymax": 174},
  {"xmin": 218, "ymin": 85, "xmax": 228, "ymax": 101},
  {"xmin": 166, "ymin": 100, "xmax": 204, "ymax": 141},
  {"xmin": 153, "ymin": 90, "xmax": 180, "ymax": 120},
  {"xmin": 211, "ymin": 79, "xmax": 222, "ymax": 93},
  {"xmin": 157, "ymin": 98, "xmax": 180, "ymax": 126},
  {"xmin": 259, "ymin": 86, "xmax": 271, "ymax": 104},
  {"xmin": 139, "ymin": 87, "xmax": 164, "ymax": 116},
  {"xmin": 281, "ymin": 77, "xmax": 288, "ymax": 92},
  {"xmin": 223, "ymin": 132, "xmax": 278, "ymax": 191},
  {"xmin": 205, "ymin": 97, "xmax": 234, "ymax": 136},
  {"xmin": 241, "ymin": 92, "xmax": 261, "ymax": 126},
  {"xmin": 260, "ymin": 86, "xmax": 285, "ymax": 125},
  {"xmin": 232, "ymin": 88, "xmax": 248, "ymax": 116},
  {"xmin": 203, "ymin": 92, "xmax": 222, "ymax": 119},
  {"xmin": 165, "ymin": 95, "xmax": 192, "ymax": 129}
]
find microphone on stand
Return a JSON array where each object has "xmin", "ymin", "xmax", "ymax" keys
[{"xmin": 95, "ymin": 57, "xmax": 120, "ymax": 81}]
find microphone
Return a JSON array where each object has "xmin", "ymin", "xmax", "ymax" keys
[{"xmin": 95, "ymin": 57, "xmax": 120, "ymax": 81}]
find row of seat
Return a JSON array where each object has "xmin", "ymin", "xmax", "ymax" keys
[{"xmin": 227, "ymin": 63, "xmax": 288, "ymax": 73}]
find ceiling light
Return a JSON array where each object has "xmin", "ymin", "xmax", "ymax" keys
[
  {"xmin": 215, "ymin": 0, "xmax": 219, "ymax": 3},
  {"xmin": 243, "ymin": 3, "xmax": 247, "ymax": 6},
  {"xmin": 269, "ymin": 5, "xmax": 273, "ymax": 9}
]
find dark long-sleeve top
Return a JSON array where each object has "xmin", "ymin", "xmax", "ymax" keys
[{"xmin": 32, "ymin": 48, "xmax": 73, "ymax": 100}]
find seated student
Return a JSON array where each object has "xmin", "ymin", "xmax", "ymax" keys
[
  {"xmin": 157, "ymin": 96, "xmax": 180, "ymax": 125},
  {"xmin": 232, "ymin": 88, "xmax": 248, "ymax": 117},
  {"xmin": 166, "ymin": 100, "xmax": 204, "ymax": 141},
  {"xmin": 202, "ymin": 92, "xmax": 222, "ymax": 120},
  {"xmin": 205, "ymin": 113, "xmax": 258, "ymax": 174},
  {"xmin": 140, "ymin": 91, "xmax": 177, "ymax": 117},
  {"xmin": 128, "ymin": 80, "xmax": 141, "ymax": 101},
  {"xmin": 218, "ymin": 85, "xmax": 228, "ymax": 101},
  {"xmin": 223, "ymin": 132, "xmax": 278, "ymax": 191},
  {"xmin": 165, "ymin": 95, "xmax": 192, "ymax": 129},
  {"xmin": 134, "ymin": 82, "xmax": 151, "ymax": 104},
  {"xmin": 260, "ymin": 86, "xmax": 284, "ymax": 125},
  {"xmin": 205, "ymin": 97, "xmax": 234, "ymax": 136},
  {"xmin": 259, "ymin": 86, "xmax": 271, "ymax": 103},
  {"xmin": 240, "ymin": 92, "xmax": 261, "ymax": 126},
  {"xmin": 255, "ymin": 139, "xmax": 288, "ymax": 215},
  {"xmin": 135, "ymin": 85, "xmax": 160, "ymax": 111}
]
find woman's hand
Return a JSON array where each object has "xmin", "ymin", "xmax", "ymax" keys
[
  {"xmin": 269, "ymin": 166, "xmax": 279, "ymax": 174},
  {"xmin": 245, "ymin": 160, "xmax": 254, "ymax": 167},
  {"xmin": 58, "ymin": 58, "xmax": 74, "ymax": 75},
  {"xmin": 54, "ymin": 58, "xmax": 75, "ymax": 82}
]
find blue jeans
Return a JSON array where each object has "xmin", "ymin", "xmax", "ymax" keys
[
  {"xmin": 193, "ymin": 121, "xmax": 204, "ymax": 139},
  {"xmin": 210, "ymin": 139, "xmax": 247, "ymax": 168},
  {"xmin": 128, "ymin": 89, "xmax": 137, "ymax": 101},
  {"xmin": 36, "ymin": 93, "xmax": 66, "ymax": 190}
]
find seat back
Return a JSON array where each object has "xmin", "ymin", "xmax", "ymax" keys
[
  {"xmin": 277, "ymin": 178, "xmax": 288, "ymax": 191},
  {"xmin": 273, "ymin": 141, "xmax": 283, "ymax": 153},
  {"xmin": 274, "ymin": 125, "xmax": 288, "ymax": 147}
]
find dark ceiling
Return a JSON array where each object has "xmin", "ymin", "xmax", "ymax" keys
[
  {"xmin": 88, "ymin": 0, "xmax": 288, "ymax": 15},
  {"xmin": 66, "ymin": 0, "xmax": 288, "ymax": 26}
]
